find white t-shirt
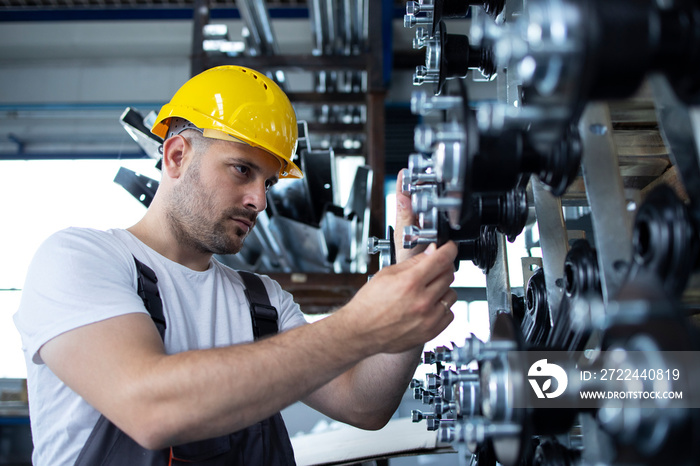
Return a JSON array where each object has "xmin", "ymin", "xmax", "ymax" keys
[{"xmin": 14, "ymin": 227, "xmax": 307, "ymax": 466}]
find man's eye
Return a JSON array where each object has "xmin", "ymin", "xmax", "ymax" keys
[{"xmin": 235, "ymin": 165, "xmax": 250, "ymax": 175}]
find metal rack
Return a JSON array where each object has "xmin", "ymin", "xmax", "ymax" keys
[{"xmin": 395, "ymin": 0, "xmax": 700, "ymax": 464}]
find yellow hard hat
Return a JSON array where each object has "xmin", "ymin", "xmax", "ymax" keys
[{"xmin": 152, "ymin": 65, "xmax": 302, "ymax": 179}]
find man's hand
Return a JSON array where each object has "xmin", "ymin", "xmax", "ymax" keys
[
  {"xmin": 339, "ymin": 240, "xmax": 458, "ymax": 355},
  {"xmin": 394, "ymin": 168, "xmax": 426, "ymax": 263},
  {"xmin": 302, "ymin": 239, "xmax": 458, "ymax": 428}
]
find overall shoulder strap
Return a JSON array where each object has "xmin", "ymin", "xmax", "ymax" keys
[
  {"xmin": 239, "ymin": 271, "xmax": 279, "ymax": 340},
  {"xmin": 74, "ymin": 257, "xmax": 169, "ymax": 466},
  {"xmin": 133, "ymin": 256, "xmax": 166, "ymax": 340}
]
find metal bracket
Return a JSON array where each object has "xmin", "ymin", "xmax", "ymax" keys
[
  {"xmin": 650, "ymin": 74, "xmax": 700, "ymax": 219},
  {"xmin": 485, "ymin": 232, "xmax": 513, "ymax": 338},
  {"xmin": 532, "ymin": 177, "xmax": 568, "ymax": 329},
  {"xmin": 113, "ymin": 167, "xmax": 159, "ymax": 208},
  {"xmin": 578, "ymin": 102, "xmax": 634, "ymax": 304}
]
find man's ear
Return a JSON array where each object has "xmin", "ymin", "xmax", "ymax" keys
[{"xmin": 161, "ymin": 135, "xmax": 188, "ymax": 179}]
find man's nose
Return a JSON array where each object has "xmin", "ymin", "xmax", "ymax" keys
[{"xmin": 244, "ymin": 181, "xmax": 268, "ymax": 212}]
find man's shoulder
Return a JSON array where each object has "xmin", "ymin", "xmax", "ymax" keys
[
  {"xmin": 37, "ymin": 227, "xmax": 135, "ymax": 270},
  {"xmin": 45, "ymin": 226, "xmax": 124, "ymax": 246}
]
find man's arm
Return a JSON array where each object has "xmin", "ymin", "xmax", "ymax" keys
[
  {"xmin": 40, "ymin": 238, "xmax": 457, "ymax": 450},
  {"xmin": 302, "ymin": 346, "xmax": 428, "ymax": 430}
]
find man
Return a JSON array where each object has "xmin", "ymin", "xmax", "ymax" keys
[{"xmin": 14, "ymin": 65, "xmax": 458, "ymax": 465}]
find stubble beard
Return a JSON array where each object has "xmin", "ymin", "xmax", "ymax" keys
[{"xmin": 166, "ymin": 159, "xmax": 255, "ymax": 256}]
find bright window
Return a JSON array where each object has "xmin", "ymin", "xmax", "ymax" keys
[{"xmin": 0, "ymin": 159, "xmax": 161, "ymax": 378}]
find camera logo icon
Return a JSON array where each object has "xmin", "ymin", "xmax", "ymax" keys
[{"xmin": 528, "ymin": 359, "xmax": 568, "ymax": 399}]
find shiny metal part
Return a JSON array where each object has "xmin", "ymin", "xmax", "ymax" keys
[
  {"xmin": 237, "ymin": 0, "xmax": 278, "ymax": 56},
  {"xmin": 119, "ymin": 107, "xmax": 162, "ymax": 160},
  {"xmin": 412, "ymin": 26, "xmax": 431, "ymax": 50},
  {"xmin": 402, "ymin": 0, "xmax": 700, "ymax": 463},
  {"xmin": 419, "ymin": 205, "xmax": 439, "ymax": 232},
  {"xmin": 479, "ymin": 328, "xmax": 530, "ymax": 466},
  {"xmin": 412, "ymin": 184, "xmax": 461, "ymax": 213},
  {"xmin": 269, "ymin": 216, "xmax": 331, "ymax": 273},
  {"xmin": 411, "ymin": 90, "xmax": 463, "ymax": 116},
  {"xmin": 414, "ymin": 120, "xmax": 464, "ymax": 154},
  {"xmin": 411, "ymin": 409, "xmax": 438, "ymax": 423},
  {"xmin": 404, "ymin": 0, "xmax": 435, "ymax": 29},
  {"xmin": 202, "ymin": 24, "xmax": 245, "ymax": 56},
  {"xmin": 469, "ymin": 6, "xmax": 507, "ymax": 49},
  {"xmin": 309, "ymin": 0, "xmax": 367, "ymax": 56},
  {"xmin": 343, "ymin": 165, "xmax": 372, "ymax": 274},
  {"xmin": 367, "ymin": 234, "xmax": 393, "ymax": 270},
  {"xmin": 237, "ymin": 0, "xmax": 287, "ymax": 89},
  {"xmin": 493, "ymin": 0, "xmax": 587, "ymax": 107},
  {"xmin": 485, "ymin": 234, "xmax": 513, "ymax": 334},
  {"xmin": 475, "ymin": 102, "xmax": 570, "ymax": 134},
  {"xmin": 441, "ymin": 368, "xmax": 479, "ymax": 386},
  {"xmin": 532, "ymin": 178, "xmax": 568, "ymax": 328},
  {"xmin": 440, "ymin": 335, "xmax": 517, "ymax": 366},
  {"xmin": 434, "ymin": 399, "xmax": 456, "ymax": 415},
  {"xmin": 403, "ymin": 224, "xmax": 438, "ymax": 249},
  {"xmin": 247, "ymin": 211, "xmax": 296, "ymax": 272},
  {"xmin": 439, "ymin": 418, "xmax": 522, "ymax": 453},
  {"xmin": 433, "ymin": 130, "xmax": 467, "ymax": 192},
  {"xmin": 412, "ymin": 119, "xmax": 468, "ymax": 228},
  {"xmin": 479, "ymin": 353, "xmax": 511, "ymax": 422},
  {"xmin": 321, "ymin": 210, "xmax": 355, "ymax": 273},
  {"xmin": 413, "ymin": 26, "xmax": 441, "ymax": 87},
  {"xmin": 455, "ymin": 380, "xmax": 481, "ymax": 418},
  {"xmin": 405, "ymin": 153, "xmax": 438, "ymax": 193},
  {"xmin": 412, "ymin": 408, "xmax": 452, "ymax": 431},
  {"xmin": 308, "ymin": 0, "xmax": 367, "ymax": 139},
  {"xmin": 414, "ymin": 63, "xmax": 440, "ymax": 87},
  {"xmin": 426, "ymin": 372, "xmax": 441, "ymax": 390},
  {"xmin": 579, "ymin": 103, "xmax": 634, "ymax": 303}
]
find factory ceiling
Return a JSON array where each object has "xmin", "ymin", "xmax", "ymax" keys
[{"xmin": 0, "ymin": 0, "xmax": 306, "ymax": 9}]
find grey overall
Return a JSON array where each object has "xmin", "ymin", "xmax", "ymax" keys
[{"xmin": 74, "ymin": 258, "xmax": 296, "ymax": 465}]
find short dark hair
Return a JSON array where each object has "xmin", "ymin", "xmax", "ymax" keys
[{"xmin": 180, "ymin": 128, "xmax": 212, "ymax": 156}]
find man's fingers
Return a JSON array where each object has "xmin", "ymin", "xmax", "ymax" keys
[
  {"xmin": 395, "ymin": 169, "xmax": 415, "ymax": 234},
  {"xmin": 440, "ymin": 289, "xmax": 459, "ymax": 311},
  {"xmin": 431, "ymin": 288, "xmax": 458, "ymax": 321},
  {"xmin": 405, "ymin": 241, "xmax": 458, "ymax": 285},
  {"xmin": 432, "ymin": 299, "xmax": 455, "ymax": 334},
  {"xmin": 395, "ymin": 168, "xmax": 432, "ymax": 262},
  {"xmin": 387, "ymin": 241, "xmax": 457, "ymax": 286}
]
